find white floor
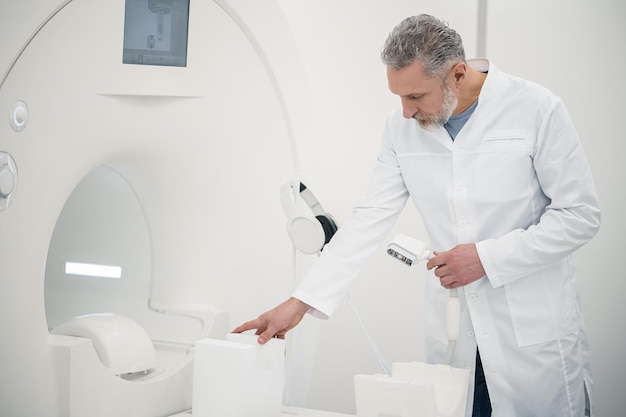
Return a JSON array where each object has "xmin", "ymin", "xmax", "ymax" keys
[{"xmin": 169, "ymin": 406, "xmax": 355, "ymax": 416}]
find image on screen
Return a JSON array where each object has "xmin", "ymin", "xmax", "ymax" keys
[{"xmin": 123, "ymin": 0, "xmax": 190, "ymax": 67}]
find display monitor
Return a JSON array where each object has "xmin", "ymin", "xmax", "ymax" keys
[{"xmin": 123, "ymin": 0, "xmax": 190, "ymax": 67}]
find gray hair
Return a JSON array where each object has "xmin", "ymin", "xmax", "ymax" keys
[{"xmin": 381, "ymin": 14, "xmax": 465, "ymax": 79}]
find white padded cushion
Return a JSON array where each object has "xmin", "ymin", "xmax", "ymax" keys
[{"xmin": 51, "ymin": 313, "xmax": 157, "ymax": 375}]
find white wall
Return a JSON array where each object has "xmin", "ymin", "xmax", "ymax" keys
[{"xmin": 275, "ymin": 0, "xmax": 626, "ymax": 415}]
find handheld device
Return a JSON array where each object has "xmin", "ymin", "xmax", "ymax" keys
[
  {"xmin": 387, "ymin": 234, "xmax": 460, "ymax": 365},
  {"xmin": 386, "ymin": 234, "xmax": 432, "ymax": 266}
]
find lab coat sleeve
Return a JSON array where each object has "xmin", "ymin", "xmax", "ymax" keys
[
  {"xmin": 476, "ymin": 98, "xmax": 601, "ymax": 288},
  {"xmin": 292, "ymin": 122, "xmax": 410, "ymax": 319}
]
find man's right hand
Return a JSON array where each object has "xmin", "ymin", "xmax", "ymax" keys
[{"xmin": 231, "ymin": 297, "xmax": 311, "ymax": 344}]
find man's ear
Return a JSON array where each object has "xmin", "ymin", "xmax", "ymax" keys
[{"xmin": 451, "ymin": 62, "xmax": 467, "ymax": 85}]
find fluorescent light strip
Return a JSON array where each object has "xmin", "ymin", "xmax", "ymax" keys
[{"xmin": 65, "ymin": 262, "xmax": 123, "ymax": 279}]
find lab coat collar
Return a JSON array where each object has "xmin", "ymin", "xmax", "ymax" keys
[
  {"xmin": 407, "ymin": 59, "xmax": 498, "ymax": 149},
  {"xmin": 468, "ymin": 58, "xmax": 498, "ymax": 102},
  {"xmin": 428, "ymin": 59, "xmax": 496, "ymax": 148}
]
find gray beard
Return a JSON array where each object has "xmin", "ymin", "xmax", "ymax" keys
[{"xmin": 414, "ymin": 84, "xmax": 458, "ymax": 131}]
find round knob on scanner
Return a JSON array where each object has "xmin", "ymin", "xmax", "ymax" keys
[
  {"xmin": 0, "ymin": 152, "xmax": 17, "ymax": 210},
  {"xmin": 0, "ymin": 165, "xmax": 15, "ymax": 196}
]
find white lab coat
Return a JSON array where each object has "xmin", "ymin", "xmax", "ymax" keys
[{"xmin": 293, "ymin": 59, "xmax": 600, "ymax": 417}]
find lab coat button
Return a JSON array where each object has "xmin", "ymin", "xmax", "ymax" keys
[
  {"xmin": 467, "ymin": 330, "xmax": 475, "ymax": 338},
  {"xmin": 469, "ymin": 293, "xmax": 479, "ymax": 300}
]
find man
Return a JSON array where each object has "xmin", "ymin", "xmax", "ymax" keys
[{"xmin": 234, "ymin": 14, "xmax": 600, "ymax": 417}]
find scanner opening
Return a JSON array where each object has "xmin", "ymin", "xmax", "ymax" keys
[
  {"xmin": 44, "ymin": 165, "xmax": 152, "ymax": 331},
  {"xmin": 44, "ymin": 165, "xmax": 207, "ymax": 379}
]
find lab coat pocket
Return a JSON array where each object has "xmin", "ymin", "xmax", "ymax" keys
[
  {"xmin": 481, "ymin": 129, "xmax": 531, "ymax": 147},
  {"xmin": 504, "ymin": 260, "xmax": 577, "ymax": 347}
]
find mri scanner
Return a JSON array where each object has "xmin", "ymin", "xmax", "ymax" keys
[
  {"xmin": 0, "ymin": 0, "xmax": 346, "ymax": 415},
  {"xmin": 0, "ymin": 0, "xmax": 474, "ymax": 415}
]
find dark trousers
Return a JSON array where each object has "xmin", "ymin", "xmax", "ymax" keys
[{"xmin": 473, "ymin": 350, "xmax": 492, "ymax": 417}]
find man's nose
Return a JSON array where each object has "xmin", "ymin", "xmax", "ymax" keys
[
  {"xmin": 400, "ymin": 98, "xmax": 418, "ymax": 119},
  {"xmin": 402, "ymin": 104, "xmax": 418, "ymax": 119}
]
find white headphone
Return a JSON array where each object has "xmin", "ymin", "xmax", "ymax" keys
[{"xmin": 280, "ymin": 181, "xmax": 338, "ymax": 254}]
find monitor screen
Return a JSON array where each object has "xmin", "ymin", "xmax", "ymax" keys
[{"xmin": 123, "ymin": 0, "xmax": 190, "ymax": 67}]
